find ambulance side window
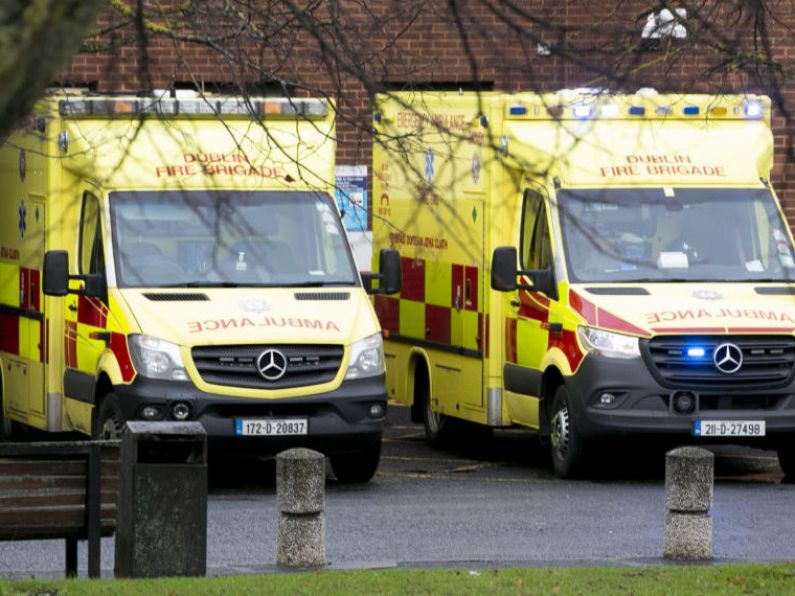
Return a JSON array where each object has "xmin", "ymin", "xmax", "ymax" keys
[
  {"xmin": 79, "ymin": 192, "xmax": 107, "ymax": 304},
  {"xmin": 80, "ymin": 192, "xmax": 103, "ymax": 275},
  {"xmin": 520, "ymin": 189, "xmax": 551, "ymax": 270}
]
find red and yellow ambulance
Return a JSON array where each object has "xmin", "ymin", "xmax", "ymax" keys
[
  {"xmin": 0, "ymin": 91, "xmax": 399, "ymax": 482},
  {"xmin": 372, "ymin": 90, "xmax": 795, "ymax": 478}
]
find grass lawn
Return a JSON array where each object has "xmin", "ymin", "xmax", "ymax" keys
[{"xmin": 1, "ymin": 562, "xmax": 793, "ymax": 595}]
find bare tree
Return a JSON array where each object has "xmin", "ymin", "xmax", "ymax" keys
[
  {"xmin": 50, "ymin": 1, "xmax": 795, "ymax": 224},
  {"xmin": 0, "ymin": 0, "xmax": 108, "ymax": 139}
]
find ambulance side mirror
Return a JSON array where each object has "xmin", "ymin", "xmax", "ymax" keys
[
  {"xmin": 527, "ymin": 269, "xmax": 558, "ymax": 301},
  {"xmin": 43, "ymin": 250, "xmax": 106, "ymax": 301},
  {"xmin": 363, "ymin": 248, "xmax": 402, "ymax": 295},
  {"xmin": 43, "ymin": 250, "xmax": 69, "ymax": 296},
  {"xmin": 491, "ymin": 246, "xmax": 558, "ymax": 300},
  {"xmin": 82, "ymin": 274, "xmax": 106, "ymax": 299},
  {"xmin": 379, "ymin": 249, "xmax": 402, "ymax": 295},
  {"xmin": 491, "ymin": 247, "xmax": 518, "ymax": 292}
]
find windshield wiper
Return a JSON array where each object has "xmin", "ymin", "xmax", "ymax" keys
[
  {"xmin": 158, "ymin": 280, "xmax": 357, "ymax": 289},
  {"xmin": 160, "ymin": 281, "xmax": 242, "ymax": 288},
  {"xmin": 618, "ymin": 278, "xmax": 710, "ymax": 283},
  {"xmin": 277, "ymin": 281, "xmax": 356, "ymax": 288},
  {"xmin": 730, "ymin": 278, "xmax": 792, "ymax": 283}
]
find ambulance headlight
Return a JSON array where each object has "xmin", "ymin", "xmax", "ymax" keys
[
  {"xmin": 128, "ymin": 335, "xmax": 189, "ymax": 381},
  {"xmin": 577, "ymin": 326, "xmax": 640, "ymax": 359},
  {"xmin": 345, "ymin": 333, "xmax": 385, "ymax": 379}
]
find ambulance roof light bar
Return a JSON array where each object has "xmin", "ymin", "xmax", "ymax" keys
[
  {"xmin": 59, "ymin": 97, "xmax": 328, "ymax": 118},
  {"xmin": 503, "ymin": 94, "xmax": 767, "ymax": 121}
]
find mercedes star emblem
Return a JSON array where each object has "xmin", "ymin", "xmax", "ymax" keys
[
  {"xmin": 256, "ymin": 349, "xmax": 288, "ymax": 381},
  {"xmin": 713, "ymin": 343, "xmax": 743, "ymax": 374}
]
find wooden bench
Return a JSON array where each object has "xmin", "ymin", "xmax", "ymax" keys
[{"xmin": 0, "ymin": 440, "xmax": 120, "ymax": 578}]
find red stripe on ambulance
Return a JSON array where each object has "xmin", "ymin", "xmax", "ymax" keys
[
  {"xmin": 548, "ymin": 329, "xmax": 584, "ymax": 371},
  {"xmin": 77, "ymin": 295, "xmax": 108, "ymax": 328},
  {"xmin": 400, "ymin": 257, "xmax": 425, "ymax": 302},
  {"xmin": 374, "ymin": 295, "xmax": 400, "ymax": 334},
  {"xmin": 64, "ymin": 321, "xmax": 78, "ymax": 367},
  {"xmin": 19, "ymin": 268, "xmax": 40, "ymax": 311},
  {"xmin": 479, "ymin": 313, "xmax": 489, "ymax": 357},
  {"xmin": 570, "ymin": 289, "xmax": 649, "ymax": 337},
  {"xmin": 464, "ymin": 267, "xmax": 478, "ymax": 311},
  {"xmin": 569, "ymin": 289, "xmax": 597, "ymax": 325},
  {"xmin": 597, "ymin": 309, "xmax": 649, "ymax": 337},
  {"xmin": 0, "ymin": 312, "xmax": 19, "ymax": 355},
  {"xmin": 425, "ymin": 304, "xmax": 451, "ymax": 344},
  {"xmin": 109, "ymin": 332, "xmax": 135, "ymax": 382},
  {"xmin": 518, "ymin": 291, "xmax": 549, "ymax": 322},
  {"xmin": 505, "ymin": 318, "xmax": 518, "ymax": 364}
]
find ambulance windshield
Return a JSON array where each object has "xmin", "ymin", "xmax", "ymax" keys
[
  {"xmin": 558, "ymin": 188, "xmax": 795, "ymax": 283},
  {"xmin": 109, "ymin": 190, "xmax": 358, "ymax": 288}
]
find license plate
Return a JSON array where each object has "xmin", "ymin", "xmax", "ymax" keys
[
  {"xmin": 235, "ymin": 418, "xmax": 308, "ymax": 436},
  {"xmin": 694, "ymin": 420, "xmax": 766, "ymax": 437}
]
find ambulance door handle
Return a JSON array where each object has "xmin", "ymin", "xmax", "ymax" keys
[
  {"xmin": 68, "ymin": 303, "xmax": 78, "ymax": 312},
  {"xmin": 510, "ymin": 298, "xmax": 520, "ymax": 308}
]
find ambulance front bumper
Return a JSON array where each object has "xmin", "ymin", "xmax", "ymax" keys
[
  {"xmin": 565, "ymin": 355, "xmax": 795, "ymax": 442},
  {"xmin": 114, "ymin": 375, "xmax": 387, "ymax": 454}
]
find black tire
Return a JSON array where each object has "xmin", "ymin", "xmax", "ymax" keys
[
  {"xmin": 416, "ymin": 363, "xmax": 452, "ymax": 446},
  {"xmin": 548, "ymin": 385, "xmax": 590, "ymax": 479},
  {"xmin": 0, "ymin": 383, "xmax": 13, "ymax": 442},
  {"xmin": 93, "ymin": 393, "xmax": 126, "ymax": 440},
  {"xmin": 776, "ymin": 439, "xmax": 795, "ymax": 482},
  {"xmin": 330, "ymin": 440, "xmax": 381, "ymax": 483}
]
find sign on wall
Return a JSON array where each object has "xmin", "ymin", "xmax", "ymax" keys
[{"xmin": 335, "ymin": 165, "xmax": 368, "ymax": 232}]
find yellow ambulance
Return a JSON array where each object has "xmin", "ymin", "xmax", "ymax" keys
[
  {"xmin": 372, "ymin": 90, "xmax": 795, "ymax": 478},
  {"xmin": 0, "ymin": 91, "xmax": 399, "ymax": 482}
]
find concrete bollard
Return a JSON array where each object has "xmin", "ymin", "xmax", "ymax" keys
[
  {"xmin": 663, "ymin": 446, "xmax": 714, "ymax": 560},
  {"xmin": 276, "ymin": 448, "xmax": 326, "ymax": 568}
]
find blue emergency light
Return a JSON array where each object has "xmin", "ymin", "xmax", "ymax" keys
[
  {"xmin": 509, "ymin": 105, "xmax": 528, "ymax": 116},
  {"xmin": 572, "ymin": 104, "xmax": 593, "ymax": 119},
  {"xmin": 683, "ymin": 105, "xmax": 700, "ymax": 116},
  {"xmin": 744, "ymin": 100, "xmax": 764, "ymax": 119},
  {"xmin": 628, "ymin": 106, "xmax": 645, "ymax": 116},
  {"xmin": 686, "ymin": 347, "xmax": 706, "ymax": 358}
]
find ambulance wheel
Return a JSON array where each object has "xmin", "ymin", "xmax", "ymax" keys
[
  {"xmin": 776, "ymin": 438, "xmax": 795, "ymax": 482},
  {"xmin": 549, "ymin": 385, "xmax": 590, "ymax": 479},
  {"xmin": 0, "ymin": 391, "xmax": 13, "ymax": 441},
  {"xmin": 330, "ymin": 440, "xmax": 381, "ymax": 483},
  {"xmin": 416, "ymin": 366, "xmax": 452, "ymax": 446},
  {"xmin": 94, "ymin": 394, "xmax": 126, "ymax": 440}
]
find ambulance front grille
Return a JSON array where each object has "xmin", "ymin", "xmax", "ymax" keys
[
  {"xmin": 643, "ymin": 336, "xmax": 795, "ymax": 389},
  {"xmin": 294, "ymin": 292, "xmax": 350, "ymax": 301},
  {"xmin": 144, "ymin": 293, "xmax": 209, "ymax": 301},
  {"xmin": 190, "ymin": 344, "xmax": 344, "ymax": 390}
]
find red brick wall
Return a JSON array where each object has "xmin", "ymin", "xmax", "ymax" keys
[{"xmin": 61, "ymin": 1, "xmax": 795, "ymax": 225}]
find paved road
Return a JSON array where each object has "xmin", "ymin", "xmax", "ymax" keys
[{"xmin": 1, "ymin": 404, "xmax": 793, "ymax": 578}]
